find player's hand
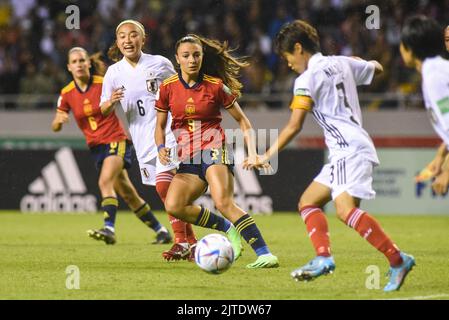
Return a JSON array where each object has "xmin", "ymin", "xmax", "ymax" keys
[
  {"xmin": 243, "ymin": 154, "xmax": 273, "ymax": 174},
  {"xmin": 158, "ymin": 147, "xmax": 171, "ymax": 166},
  {"xmin": 416, "ymin": 157, "xmax": 444, "ymax": 182},
  {"xmin": 431, "ymin": 170, "xmax": 449, "ymax": 195},
  {"xmin": 55, "ymin": 110, "xmax": 69, "ymax": 124},
  {"xmin": 110, "ymin": 88, "xmax": 125, "ymax": 104}
]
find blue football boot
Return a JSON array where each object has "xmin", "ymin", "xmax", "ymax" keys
[
  {"xmin": 384, "ymin": 252, "xmax": 415, "ymax": 292},
  {"xmin": 291, "ymin": 256, "xmax": 336, "ymax": 281}
]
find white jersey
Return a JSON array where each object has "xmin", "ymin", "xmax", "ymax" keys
[
  {"xmin": 101, "ymin": 52, "xmax": 177, "ymax": 163},
  {"xmin": 294, "ymin": 53, "xmax": 379, "ymax": 164},
  {"xmin": 421, "ymin": 56, "xmax": 449, "ymax": 148}
]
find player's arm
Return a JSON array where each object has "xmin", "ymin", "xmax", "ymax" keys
[
  {"xmin": 51, "ymin": 110, "xmax": 69, "ymax": 132},
  {"xmin": 264, "ymin": 107, "xmax": 309, "ymax": 161},
  {"xmin": 226, "ymin": 101, "xmax": 258, "ymax": 159},
  {"xmin": 431, "ymin": 152, "xmax": 449, "ymax": 195},
  {"xmin": 100, "ymin": 88, "xmax": 124, "ymax": 116},
  {"xmin": 351, "ymin": 56, "xmax": 383, "ymax": 75},
  {"xmin": 155, "ymin": 110, "xmax": 170, "ymax": 165}
]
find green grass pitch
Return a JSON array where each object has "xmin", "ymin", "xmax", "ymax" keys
[{"xmin": 0, "ymin": 211, "xmax": 448, "ymax": 300}]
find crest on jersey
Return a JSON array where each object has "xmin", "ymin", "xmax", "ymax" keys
[
  {"xmin": 146, "ymin": 78, "xmax": 158, "ymax": 94},
  {"xmin": 185, "ymin": 97, "xmax": 196, "ymax": 115}
]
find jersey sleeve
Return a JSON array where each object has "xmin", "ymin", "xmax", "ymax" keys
[
  {"xmin": 57, "ymin": 92, "xmax": 70, "ymax": 113},
  {"xmin": 343, "ymin": 57, "xmax": 375, "ymax": 86},
  {"xmin": 423, "ymin": 71, "xmax": 449, "ymax": 130},
  {"xmin": 218, "ymin": 83, "xmax": 237, "ymax": 109},
  {"xmin": 159, "ymin": 56, "xmax": 176, "ymax": 81},
  {"xmin": 290, "ymin": 74, "xmax": 313, "ymax": 111},
  {"xmin": 100, "ymin": 67, "xmax": 114, "ymax": 105},
  {"xmin": 155, "ymin": 83, "xmax": 170, "ymax": 112}
]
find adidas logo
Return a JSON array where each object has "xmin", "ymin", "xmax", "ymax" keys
[
  {"xmin": 196, "ymin": 148, "xmax": 273, "ymax": 214},
  {"xmin": 20, "ymin": 147, "xmax": 97, "ymax": 213}
]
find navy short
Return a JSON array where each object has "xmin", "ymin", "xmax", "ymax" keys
[
  {"xmin": 177, "ymin": 145, "xmax": 234, "ymax": 182},
  {"xmin": 89, "ymin": 140, "xmax": 133, "ymax": 171}
]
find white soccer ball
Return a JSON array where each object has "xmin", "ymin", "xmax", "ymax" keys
[{"xmin": 194, "ymin": 233, "xmax": 234, "ymax": 274}]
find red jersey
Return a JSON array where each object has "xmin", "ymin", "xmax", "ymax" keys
[
  {"xmin": 57, "ymin": 76, "xmax": 127, "ymax": 147},
  {"xmin": 155, "ymin": 73, "xmax": 236, "ymax": 160}
]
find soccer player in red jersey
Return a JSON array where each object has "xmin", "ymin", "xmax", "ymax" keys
[
  {"xmin": 155, "ymin": 35, "xmax": 279, "ymax": 268},
  {"xmin": 51, "ymin": 47, "xmax": 172, "ymax": 245}
]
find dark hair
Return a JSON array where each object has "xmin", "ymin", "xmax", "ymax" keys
[
  {"xmin": 275, "ymin": 20, "xmax": 320, "ymax": 55},
  {"xmin": 175, "ymin": 34, "xmax": 249, "ymax": 98},
  {"xmin": 401, "ymin": 15, "xmax": 445, "ymax": 60}
]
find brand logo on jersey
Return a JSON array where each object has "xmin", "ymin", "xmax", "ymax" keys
[
  {"xmin": 185, "ymin": 97, "xmax": 196, "ymax": 116},
  {"xmin": 20, "ymin": 148, "xmax": 97, "ymax": 213}
]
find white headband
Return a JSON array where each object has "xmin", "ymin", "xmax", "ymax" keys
[{"xmin": 116, "ymin": 19, "xmax": 146, "ymax": 36}]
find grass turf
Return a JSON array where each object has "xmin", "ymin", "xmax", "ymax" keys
[{"xmin": 0, "ymin": 211, "xmax": 448, "ymax": 300}]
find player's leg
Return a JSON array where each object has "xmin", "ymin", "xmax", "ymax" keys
[
  {"xmin": 205, "ymin": 164, "xmax": 279, "ymax": 268},
  {"xmin": 155, "ymin": 169, "xmax": 197, "ymax": 256},
  {"xmin": 291, "ymin": 166, "xmax": 335, "ymax": 281},
  {"xmin": 334, "ymin": 157, "xmax": 414, "ymax": 291},
  {"xmin": 114, "ymin": 169, "xmax": 171, "ymax": 243},
  {"xmin": 335, "ymin": 192, "xmax": 415, "ymax": 291},
  {"xmin": 165, "ymin": 171, "xmax": 241, "ymax": 257},
  {"xmin": 87, "ymin": 154, "xmax": 124, "ymax": 244}
]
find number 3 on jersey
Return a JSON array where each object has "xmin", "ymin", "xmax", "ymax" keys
[{"xmin": 137, "ymin": 99, "xmax": 145, "ymax": 116}]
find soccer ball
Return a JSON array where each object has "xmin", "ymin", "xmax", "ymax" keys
[{"xmin": 194, "ymin": 233, "xmax": 234, "ymax": 274}]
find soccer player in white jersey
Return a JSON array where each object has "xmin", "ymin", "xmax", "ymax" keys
[
  {"xmin": 246, "ymin": 20, "xmax": 415, "ymax": 291},
  {"xmin": 100, "ymin": 20, "xmax": 199, "ymax": 261},
  {"xmin": 400, "ymin": 16, "xmax": 449, "ymax": 195}
]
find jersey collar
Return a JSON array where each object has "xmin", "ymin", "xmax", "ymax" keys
[
  {"xmin": 308, "ymin": 52, "xmax": 323, "ymax": 69},
  {"xmin": 178, "ymin": 70, "xmax": 204, "ymax": 89},
  {"xmin": 74, "ymin": 75, "xmax": 93, "ymax": 94}
]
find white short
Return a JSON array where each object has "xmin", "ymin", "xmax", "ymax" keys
[
  {"xmin": 138, "ymin": 156, "xmax": 178, "ymax": 186},
  {"xmin": 314, "ymin": 153, "xmax": 376, "ymax": 200}
]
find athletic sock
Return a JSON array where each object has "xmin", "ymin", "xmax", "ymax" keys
[
  {"xmin": 185, "ymin": 223, "xmax": 197, "ymax": 245},
  {"xmin": 233, "ymin": 214, "xmax": 270, "ymax": 256},
  {"xmin": 345, "ymin": 208, "xmax": 403, "ymax": 267},
  {"xmin": 194, "ymin": 206, "xmax": 231, "ymax": 233},
  {"xmin": 156, "ymin": 171, "xmax": 193, "ymax": 243},
  {"xmin": 300, "ymin": 206, "xmax": 331, "ymax": 257},
  {"xmin": 134, "ymin": 203, "xmax": 162, "ymax": 232},
  {"xmin": 102, "ymin": 197, "xmax": 118, "ymax": 232}
]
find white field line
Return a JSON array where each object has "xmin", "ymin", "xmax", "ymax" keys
[{"xmin": 378, "ymin": 293, "xmax": 449, "ymax": 300}]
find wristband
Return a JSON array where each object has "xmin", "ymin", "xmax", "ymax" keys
[{"xmin": 157, "ymin": 144, "xmax": 166, "ymax": 152}]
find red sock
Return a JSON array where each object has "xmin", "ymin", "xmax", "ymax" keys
[
  {"xmin": 345, "ymin": 208, "xmax": 402, "ymax": 267},
  {"xmin": 300, "ymin": 206, "xmax": 331, "ymax": 257},
  {"xmin": 186, "ymin": 224, "xmax": 197, "ymax": 245},
  {"xmin": 156, "ymin": 171, "xmax": 196, "ymax": 244}
]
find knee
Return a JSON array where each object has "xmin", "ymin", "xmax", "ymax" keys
[
  {"xmin": 298, "ymin": 196, "xmax": 313, "ymax": 212},
  {"xmin": 164, "ymin": 198, "xmax": 184, "ymax": 217}
]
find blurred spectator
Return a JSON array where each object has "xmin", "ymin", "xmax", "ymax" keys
[{"xmin": 0, "ymin": 0, "xmax": 448, "ymax": 109}]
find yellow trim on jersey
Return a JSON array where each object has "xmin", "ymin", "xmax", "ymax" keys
[
  {"xmin": 118, "ymin": 140, "xmax": 126, "ymax": 158},
  {"xmin": 290, "ymin": 95, "xmax": 313, "ymax": 111},
  {"xmin": 224, "ymin": 97, "xmax": 237, "ymax": 109},
  {"xmin": 92, "ymin": 75, "xmax": 103, "ymax": 84},
  {"xmin": 61, "ymin": 81, "xmax": 75, "ymax": 95},
  {"xmin": 203, "ymin": 74, "xmax": 220, "ymax": 84},
  {"xmin": 162, "ymin": 74, "xmax": 179, "ymax": 85},
  {"xmin": 155, "ymin": 106, "xmax": 169, "ymax": 113}
]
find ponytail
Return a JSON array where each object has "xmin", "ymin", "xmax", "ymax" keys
[
  {"xmin": 107, "ymin": 42, "xmax": 123, "ymax": 62},
  {"xmin": 89, "ymin": 52, "xmax": 107, "ymax": 76}
]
